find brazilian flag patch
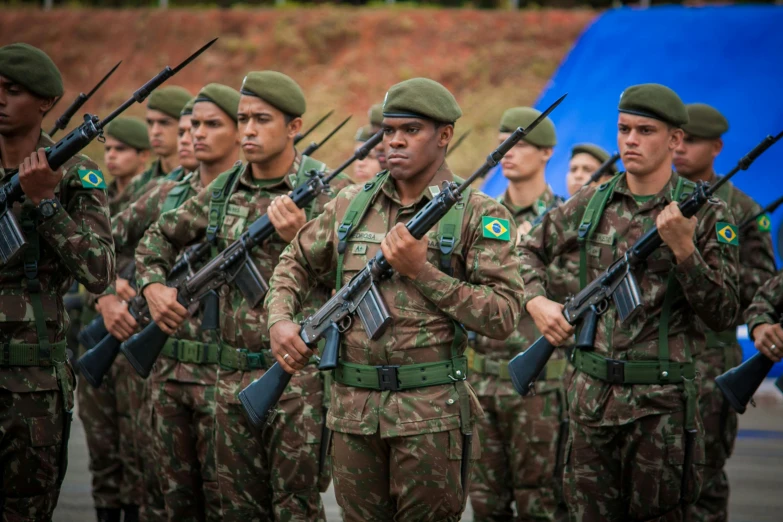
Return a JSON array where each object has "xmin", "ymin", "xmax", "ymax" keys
[
  {"xmin": 716, "ymin": 222, "xmax": 739, "ymax": 246},
  {"xmin": 78, "ymin": 167, "xmax": 106, "ymax": 189},
  {"xmin": 482, "ymin": 216, "xmax": 510, "ymax": 241},
  {"xmin": 757, "ymin": 213, "xmax": 772, "ymax": 232}
]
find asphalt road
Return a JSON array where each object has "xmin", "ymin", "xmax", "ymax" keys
[{"xmin": 54, "ymin": 381, "xmax": 783, "ymax": 522}]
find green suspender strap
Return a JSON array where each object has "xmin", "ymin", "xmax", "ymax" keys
[
  {"xmin": 433, "ymin": 181, "xmax": 470, "ymax": 277},
  {"xmin": 290, "ymin": 155, "xmax": 327, "ymax": 221},
  {"xmin": 577, "ymin": 175, "xmax": 623, "ymax": 290},
  {"xmin": 161, "ymin": 172, "xmax": 195, "ymax": 214},
  {"xmin": 205, "ymin": 164, "xmax": 244, "ymax": 249},
  {"xmin": 163, "ymin": 166, "xmax": 187, "ymax": 183}
]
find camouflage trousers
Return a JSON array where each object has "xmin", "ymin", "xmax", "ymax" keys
[
  {"xmin": 110, "ymin": 357, "xmax": 145, "ymax": 507},
  {"xmin": 136, "ymin": 378, "xmax": 166, "ymax": 521},
  {"xmin": 215, "ymin": 367, "xmax": 327, "ymax": 521},
  {"xmin": 332, "ymin": 427, "xmax": 478, "ymax": 522},
  {"xmin": 76, "ymin": 369, "xmax": 122, "ymax": 508},
  {"xmin": 469, "ymin": 385, "xmax": 569, "ymax": 521},
  {"xmin": 151, "ymin": 380, "xmax": 221, "ymax": 521},
  {"xmin": 0, "ymin": 364, "xmax": 74, "ymax": 520},
  {"xmin": 564, "ymin": 410, "xmax": 705, "ymax": 522}
]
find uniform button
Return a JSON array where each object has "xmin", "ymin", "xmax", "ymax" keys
[
  {"xmin": 661, "ymin": 371, "xmax": 669, "ymax": 378},
  {"xmin": 447, "ymin": 398, "xmax": 455, "ymax": 405}
]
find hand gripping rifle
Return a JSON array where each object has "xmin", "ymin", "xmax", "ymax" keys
[
  {"xmin": 119, "ymin": 131, "xmax": 386, "ymax": 379},
  {"xmin": 237, "ymin": 94, "xmax": 568, "ymax": 431},
  {"xmin": 75, "ymin": 242, "xmax": 209, "ymax": 388},
  {"xmin": 301, "ymin": 116, "xmax": 351, "ymax": 157},
  {"xmin": 507, "ymin": 131, "xmax": 783, "ymax": 397},
  {"xmin": 0, "ymin": 39, "xmax": 217, "ymax": 267},
  {"xmin": 48, "ymin": 61, "xmax": 122, "ymax": 138},
  {"xmin": 294, "ymin": 110, "xmax": 333, "ymax": 146}
]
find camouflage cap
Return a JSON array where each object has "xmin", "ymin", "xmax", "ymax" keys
[
  {"xmin": 355, "ymin": 125, "xmax": 374, "ymax": 142},
  {"xmin": 194, "ymin": 83, "xmax": 241, "ymax": 122},
  {"xmin": 105, "ymin": 117, "xmax": 150, "ymax": 151},
  {"xmin": 0, "ymin": 43, "xmax": 63, "ymax": 99},
  {"xmin": 241, "ymin": 71, "xmax": 306, "ymax": 117},
  {"xmin": 499, "ymin": 107, "xmax": 556, "ymax": 147},
  {"xmin": 180, "ymin": 97, "xmax": 196, "ymax": 117},
  {"xmin": 368, "ymin": 104, "xmax": 383, "ymax": 127},
  {"xmin": 618, "ymin": 83, "xmax": 688, "ymax": 127},
  {"xmin": 383, "ymin": 78, "xmax": 461, "ymax": 124},
  {"xmin": 148, "ymin": 86, "xmax": 193, "ymax": 119},
  {"xmin": 682, "ymin": 103, "xmax": 729, "ymax": 139}
]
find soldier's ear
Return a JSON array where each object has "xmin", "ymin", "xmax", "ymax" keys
[
  {"xmin": 438, "ymin": 123, "xmax": 454, "ymax": 149},
  {"xmin": 670, "ymin": 127, "xmax": 684, "ymax": 150},
  {"xmin": 287, "ymin": 116, "xmax": 303, "ymax": 140},
  {"xmin": 39, "ymin": 96, "xmax": 57, "ymax": 117}
]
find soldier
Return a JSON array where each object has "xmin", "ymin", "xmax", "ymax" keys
[
  {"xmin": 176, "ymin": 97, "xmax": 200, "ymax": 174},
  {"xmin": 520, "ymin": 84, "xmax": 740, "ymax": 521},
  {"xmin": 468, "ymin": 106, "xmax": 568, "ymax": 522},
  {"xmin": 135, "ymin": 71, "xmax": 349, "ymax": 521},
  {"xmin": 745, "ymin": 270, "xmax": 783, "ymax": 364},
  {"xmin": 673, "ymin": 103, "xmax": 776, "ymax": 522},
  {"xmin": 0, "ymin": 43, "xmax": 114, "ymax": 520},
  {"xmin": 77, "ymin": 116, "xmax": 150, "ymax": 522},
  {"xmin": 350, "ymin": 125, "xmax": 382, "ymax": 184},
  {"xmin": 265, "ymin": 78, "xmax": 525, "ymax": 522},
  {"xmin": 565, "ymin": 143, "xmax": 617, "ymax": 196}
]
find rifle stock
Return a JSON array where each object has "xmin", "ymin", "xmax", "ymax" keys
[
  {"xmin": 716, "ymin": 350, "xmax": 776, "ymax": 414},
  {"xmin": 77, "ymin": 335, "xmax": 121, "ymax": 388}
]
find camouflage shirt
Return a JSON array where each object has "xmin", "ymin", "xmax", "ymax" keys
[
  {"xmin": 0, "ymin": 132, "xmax": 114, "ymax": 392},
  {"xmin": 126, "ymin": 158, "xmax": 167, "ymax": 200},
  {"xmin": 266, "ymin": 164, "xmax": 525, "ymax": 437},
  {"xmin": 520, "ymin": 171, "xmax": 740, "ymax": 426},
  {"xmin": 745, "ymin": 270, "xmax": 783, "ymax": 333}
]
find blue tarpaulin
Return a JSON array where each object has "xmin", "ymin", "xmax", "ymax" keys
[{"xmin": 483, "ymin": 5, "xmax": 783, "ymax": 374}]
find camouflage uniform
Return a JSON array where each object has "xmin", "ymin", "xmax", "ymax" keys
[
  {"xmin": 0, "ymin": 132, "xmax": 114, "ymax": 519},
  {"xmin": 126, "ymin": 158, "xmax": 168, "ymax": 199},
  {"xmin": 745, "ymin": 270, "xmax": 783, "ymax": 331},
  {"xmin": 688, "ymin": 174, "xmax": 776, "ymax": 522},
  {"xmin": 519, "ymin": 172, "xmax": 740, "ymax": 521},
  {"xmin": 469, "ymin": 186, "xmax": 569, "ymax": 522},
  {"xmin": 137, "ymin": 153, "xmax": 349, "ymax": 521},
  {"xmin": 114, "ymin": 168, "xmax": 222, "ymax": 521},
  {"xmin": 266, "ymin": 165, "xmax": 525, "ymax": 522}
]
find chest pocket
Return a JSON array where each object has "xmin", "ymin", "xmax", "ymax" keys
[
  {"xmin": 584, "ymin": 233, "xmax": 615, "ymax": 271},
  {"xmin": 217, "ymin": 204, "xmax": 249, "ymax": 242}
]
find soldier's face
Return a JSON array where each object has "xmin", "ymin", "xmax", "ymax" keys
[
  {"xmin": 177, "ymin": 114, "xmax": 199, "ymax": 172},
  {"xmin": 673, "ymin": 134, "xmax": 722, "ymax": 178},
  {"xmin": 617, "ymin": 113, "xmax": 682, "ymax": 177},
  {"xmin": 237, "ymin": 95, "xmax": 301, "ymax": 165},
  {"xmin": 191, "ymin": 101, "xmax": 239, "ymax": 166},
  {"xmin": 146, "ymin": 109, "xmax": 179, "ymax": 158},
  {"xmin": 498, "ymin": 132, "xmax": 552, "ymax": 182},
  {"xmin": 352, "ymin": 141, "xmax": 382, "ymax": 184},
  {"xmin": 566, "ymin": 152, "xmax": 603, "ymax": 195},
  {"xmin": 103, "ymin": 136, "xmax": 148, "ymax": 180},
  {"xmin": 382, "ymin": 117, "xmax": 452, "ymax": 181},
  {"xmin": 0, "ymin": 76, "xmax": 55, "ymax": 137}
]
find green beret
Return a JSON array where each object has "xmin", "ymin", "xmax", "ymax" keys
[
  {"xmin": 499, "ymin": 107, "xmax": 556, "ymax": 147},
  {"xmin": 194, "ymin": 83, "xmax": 241, "ymax": 122},
  {"xmin": 180, "ymin": 97, "xmax": 196, "ymax": 117},
  {"xmin": 355, "ymin": 125, "xmax": 374, "ymax": 142},
  {"xmin": 241, "ymin": 71, "xmax": 306, "ymax": 117},
  {"xmin": 618, "ymin": 83, "xmax": 688, "ymax": 127},
  {"xmin": 682, "ymin": 103, "xmax": 729, "ymax": 139},
  {"xmin": 105, "ymin": 117, "xmax": 150, "ymax": 151},
  {"xmin": 148, "ymin": 86, "xmax": 192, "ymax": 119},
  {"xmin": 571, "ymin": 143, "xmax": 617, "ymax": 174},
  {"xmin": 0, "ymin": 43, "xmax": 63, "ymax": 99},
  {"xmin": 369, "ymin": 104, "xmax": 383, "ymax": 127},
  {"xmin": 383, "ymin": 78, "xmax": 461, "ymax": 124}
]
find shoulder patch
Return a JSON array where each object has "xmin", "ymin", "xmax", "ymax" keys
[
  {"xmin": 481, "ymin": 216, "xmax": 510, "ymax": 241},
  {"xmin": 757, "ymin": 213, "xmax": 771, "ymax": 232},
  {"xmin": 716, "ymin": 221, "xmax": 739, "ymax": 246},
  {"xmin": 78, "ymin": 167, "xmax": 106, "ymax": 189}
]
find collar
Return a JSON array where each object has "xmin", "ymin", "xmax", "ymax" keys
[
  {"xmin": 612, "ymin": 171, "xmax": 682, "ymax": 205},
  {"xmin": 500, "ymin": 185, "xmax": 556, "ymax": 217},
  {"xmin": 379, "ymin": 161, "xmax": 455, "ymax": 206},
  {"xmin": 238, "ymin": 151, "xmax": 302, "ymax": 191}
]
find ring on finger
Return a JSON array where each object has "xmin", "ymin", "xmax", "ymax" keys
[
  {"xmin": 283, "ymin": 353, "xmax": 291, "ymax": 361},
  {"xmin": 771, "ymin": 344, "xmax": 778, "ymax": 352}
]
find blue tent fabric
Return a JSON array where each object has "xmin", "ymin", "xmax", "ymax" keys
[{"xmin": 484, "ymin": 5, "xmax": 783, "ymax": 374}]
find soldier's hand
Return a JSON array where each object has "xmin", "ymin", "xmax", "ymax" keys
[
  {"xmin": 97, "ymin": 294, "xmax": 138, "ymax": 341},
  {"xmin": 270, "ymin": 320, "xmax": 313, "ymax": 374},
  {"xmin": 526, "ymin": 295, "xmax": 574, "ymax": 346},
  {"xmin": 381, "ymin": 223, "xmax": 428, "ymax": 280},
  {"xmin": 18, "ymin": 148, "xmax": 60, "ymax": 205},
  {"xmin": 116, "ymin": 278, "xmax": 136, "ymax": 302},
  {"xmin": 657, "ymin": 202, "xmax": 697, "ymax": 263},
  {"xmin": 142, "ymin": 283, "xmax": 188, "ymax": 335},
  {"xmin": 752, "ymin": 323, "xmax": 783, "ymax": 363},
  {"xmin": 268, "ymin": 195, "xmax": 307, "ymax": 243}
]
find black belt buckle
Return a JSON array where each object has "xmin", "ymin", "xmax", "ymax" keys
[
  {"xmin": 376, "ymin": 365, "xmax": 400, "ymax": 391},
  {"xmin": 605, "ymin": 359, "xmax": 625, "ymax": 384}
]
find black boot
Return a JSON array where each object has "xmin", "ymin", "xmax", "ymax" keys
[
  {"xmin": 121, "ymin": 504, "xmax": 140, "ymax": 522},
  {"xmin": 96, "ymin": 508, "xmax": 122, "ymax": 522}
]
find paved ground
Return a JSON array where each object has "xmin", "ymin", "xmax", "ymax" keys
[{"xmin": 54, "ymin": 380, "xmax": 783, "ymax": 522}]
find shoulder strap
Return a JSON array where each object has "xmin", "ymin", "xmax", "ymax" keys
[
  {"xmin": 21, "ymin": 210, "xmax": 50, "ymax": 351},
  {"xmin": 292, "ymin": 155, "xmax": 327, "ymax": 221},
  {"xmin": 206, "ymin": 164, "xmax": 243, "ymax": 244},
  {"xmin": 578, "ymin": 175, "xmax": 623, "ymax": 289},
  {"xmin": 162, "ymin": 172, "xmax": 195, "ymax": 214},
  {"xmin": 435, "ymin": 183, "xmax": 471, "ymax": 277},
  {"xmin": 164, "ymin": 166, "xmax": 186, "ymax": 183}
]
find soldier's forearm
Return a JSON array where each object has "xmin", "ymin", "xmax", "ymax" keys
[{"xmin": 676, "ymin": 247, "xmax": 740, "ymax": 331}]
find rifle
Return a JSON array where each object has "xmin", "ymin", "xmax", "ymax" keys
[
  {"xmin": 295, "ymin": 110, "xmax": 333, "ymax": 146},
  {"xmin": 740, "ymin": 194, "xmax": 783, "ymax": 233},
  {"xmin": 0, "ymin": 39, "xmax": 217, "ymax": 268},
  {"xmin": 238, "ymin": 94, "xmax": 568, "ymax": 431},
  {"xmin": 445, "ymin": 129, "xmax": 472, "ymax": 158},
  {"xmin": 76, "ymin": 242, "xmax": 210, "ymax": 388},
  {"xmin": 507, "ymin": 131, "xmax": 783, "ymax": 396},
  {"xmin": 48, "ymin": 61, "xmax": 122, "ymax": 138},
  {"xmin": 119, "ymin": 131, "xmax": 387, "ymax": 379},
  {"xmin": 301, "ymin": 116, "xmax": 351, "ymax": 157},
  {"xmin": 584, "ymin": 152, "xmax": 620, "ymax": 188}
]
